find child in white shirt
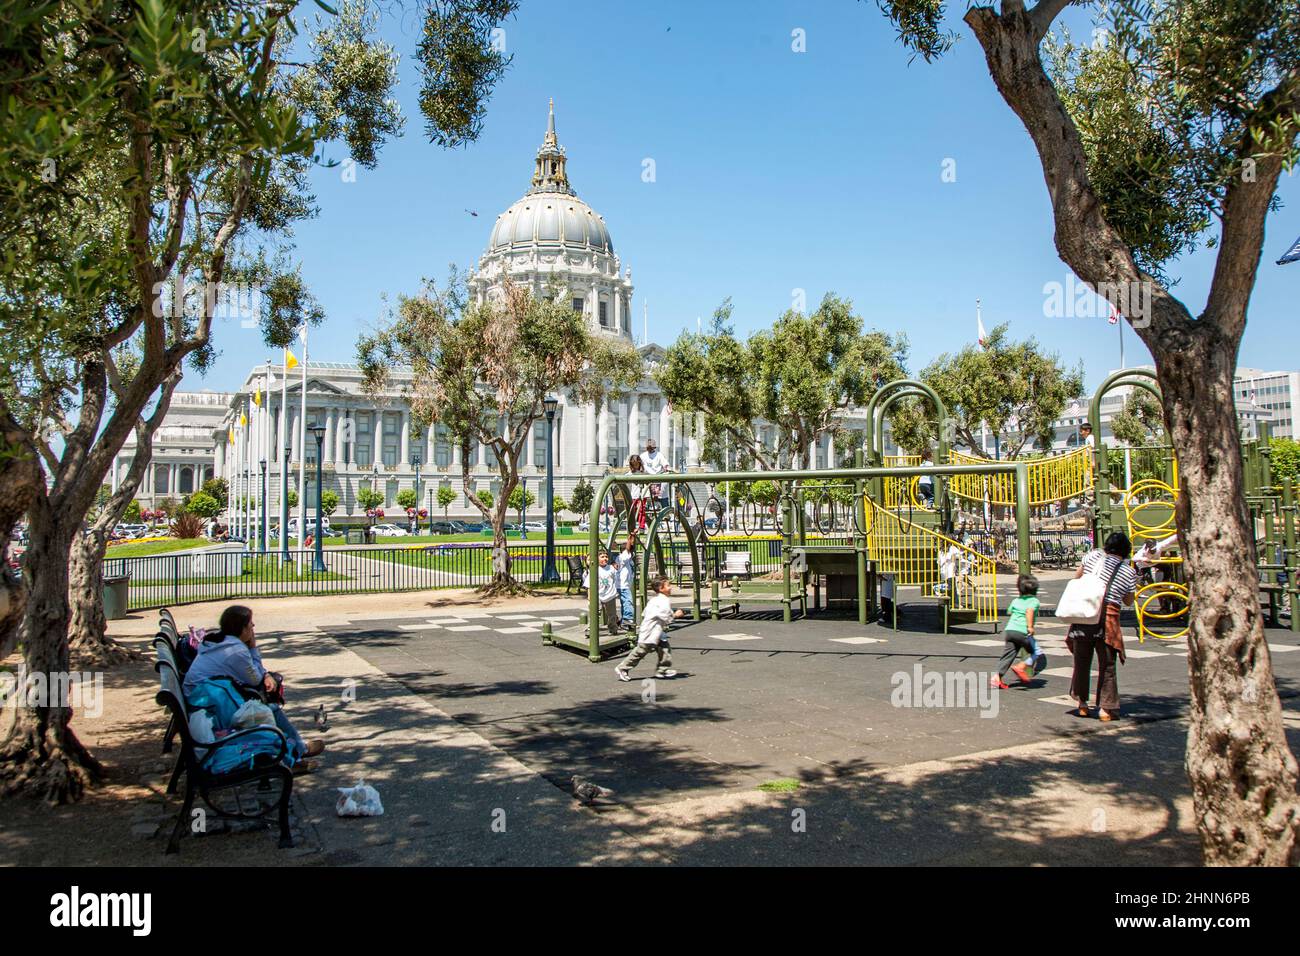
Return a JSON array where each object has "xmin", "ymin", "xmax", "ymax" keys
[
  {"xmin": 616, "ymin": 535, "xmax": 637, "ymax": 627},
  {"xmin": 616, "ymin": 574, "xmax": 683, "ymax": 681},
  {"xmin": 583, "ymin": 551, "xmax": 622, "ymax": 635}
]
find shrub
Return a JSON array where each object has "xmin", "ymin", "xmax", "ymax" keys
[{"xmin": 170, "ymin": 512, "xmax": 204, "ymax": 539}]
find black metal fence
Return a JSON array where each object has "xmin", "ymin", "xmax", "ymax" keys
[{"xmin": 106, "ymin": 543, "xmax": 596, "ymax": 611}]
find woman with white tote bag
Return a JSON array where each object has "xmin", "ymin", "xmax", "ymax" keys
[{"xmin": 1063, "ymin": 532, "xmax": 1138, "ymax": 721}]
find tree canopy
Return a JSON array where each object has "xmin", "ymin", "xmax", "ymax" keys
[{"xmin": 656, "ymin": 295, "xmax": 907, "ymax": 469}]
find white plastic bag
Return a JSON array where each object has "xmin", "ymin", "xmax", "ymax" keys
[
  {"xmin": 188, "ymin": 710, "xmax": 215, "ymax": 745},
  {"xmin": 232, "ymin": 699, "xmax": 276, "ymax": 729},
  {"xmin": 336, "ymin": 779, "xmax": 384, "ymax": 817}
]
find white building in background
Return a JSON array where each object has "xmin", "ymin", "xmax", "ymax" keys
[
  {"xmin": 1233, "ymin": 368, "xmax": 1299, "ymax": 439},
  {"xmin": 111, "ymin": 391, "xmax": 230, "ymax": 507},
  {"xmin": 204, "ymin": 103, "xmax": 770, "ymax": 522}
]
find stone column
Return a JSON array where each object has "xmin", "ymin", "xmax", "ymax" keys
[
  {"xmin": 597, "ymin": 400, "xmax": 609, "ymax": 468},
  {"xmin": 613, "ymin": 288, "xmax": 621, "ymax": 337},
  {"xmin": 627, "ymin": 394, "xmax": 639, "ymax": 460},
  {"xmin": 371, "ymin": 412, "xmax": 381, "ymax": 468},
  {"xmin": 584, "ymin": 404, "xmax": 597, "ymax": 466},
  {"xmin": 400, "ymin": 408, "xmax": 410, "ymax": 466},
  {"xmin": 525, "ymin": 421, "xmax": 535, "ymax": 471},
  {"xmin": 324, "ymin": 407, "xmax": 335, "ymax": 463},
  {"xmin": 290, "ymin": 406, "xmax": 300, "ymax": 461},
  {"xmin": 826, "ymin": 431, "xmax": 835, "ymax": 469}
]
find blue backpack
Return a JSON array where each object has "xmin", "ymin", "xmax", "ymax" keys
[
  {"xmin": 200, "ymin": 727, "xmax": 290, "ymax": 776},
  {"xmin": 185, "ymin": 679, "xmax": 245, "ymax": 730}
]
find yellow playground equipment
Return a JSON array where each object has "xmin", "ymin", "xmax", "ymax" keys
[{"xmin": 865, "ymin": 499, "xmax": 998, "ymax": 626}]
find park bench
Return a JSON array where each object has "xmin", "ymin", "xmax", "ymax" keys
[
  {"xmin": 153, "ymin": 647, "xmax": 295, "ymax": 854},
  {"xmin": 715, "ymin": 550, "xmax": 753, "ymax": 586},
  {"xmin": 671, "ymin": 543, "xmax": 708, "ymax": 586},
  {"xmin": 564, "ymin": 555, "xmax": 587, "ymax": 596}
]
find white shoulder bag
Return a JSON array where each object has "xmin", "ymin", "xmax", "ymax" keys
[{"xmin": 1055, "ymin": 555, "xmax": 1119, "ymax": 625}]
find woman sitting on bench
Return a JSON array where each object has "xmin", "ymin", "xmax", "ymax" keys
[{"xmin": 183, "ymin": 605, "xmax": 325, "ymax": 772}]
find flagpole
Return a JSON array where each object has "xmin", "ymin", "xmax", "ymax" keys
[
  {"xmin": 251, "ymin": 388, "xmax": 259, "ymax": 548},
  {"xmin": 280, "ymin": 350, "xmax": 291, "ymax": 563},
  {"xmin": 298, "ymin": 325, "xmax": 308, "ymax": 564}
]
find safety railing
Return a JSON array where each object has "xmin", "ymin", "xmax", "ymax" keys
[
  {"xmin": 865, "ymin": 500, "xmax": 998, "ymax": 622},
  {"xmin": 947, "ymin": 446, "xmax": 1093, "ymax": 506}
]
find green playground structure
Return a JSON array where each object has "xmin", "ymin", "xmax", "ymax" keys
[
  {"xmin": 547, "ymin": 454, "xmax": 1033, "ymax": 661},
  {"xmin": 544, "ymin": 374, "xmax": 1299, "ymax": 661}
]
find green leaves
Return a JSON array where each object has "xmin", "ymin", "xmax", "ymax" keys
[
  {"xmin": 415, "ymin": 0, "xmax": 517, "ymax": 148},
  {"xmin": 894, "ymin": 323, "xmax": 1084, "ymax": 458},
  {"xmin": 657, "ymin": 293, "xmax": 906, "ymax": 469}
]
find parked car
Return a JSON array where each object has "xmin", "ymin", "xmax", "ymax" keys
[
  {"xmin": 458, "ymin": 521, "xmax": 485, "ymax": 533},
  {"xmin": 371, "ymin": 523, "xmax": 407, "ymax": 537},
  {"xmin": 428, "ymin": 520, "xmax": 464, "ymax": 534}
]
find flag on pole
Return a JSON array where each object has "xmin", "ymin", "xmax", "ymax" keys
[
  {"xmin": 285, "ymin": 348, "xmax": 299, "ymax": 370},
  {"xmin": 253, "ymin": 387, "xmax": 261, "ymax": 407},
  {"xmin": 1277, "ymin": 233, "xmax": 1300, "ymax": 265},
  {"xmin": 239, "ymin": 411, "xmax": 247, "ymax": 428},
  {"xmin": 227, "ymin": 427, "xmax": 234, "ymax": 445},
  {"xmin": 976, "ymin": 302, "xmax": 988, "ymax": 349}
]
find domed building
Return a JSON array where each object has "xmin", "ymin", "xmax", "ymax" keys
[
  {"xmin": 468, "ymin": 100, "xmax": 634, "ymax": 342},
  {"xmin": 186, "ymin": 103, "xmax": 709, "ymax": 530}
]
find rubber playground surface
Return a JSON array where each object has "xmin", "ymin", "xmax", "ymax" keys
[{"xmin": 320, "ymin": 574, "xmax": 1300, "ymax": 804}]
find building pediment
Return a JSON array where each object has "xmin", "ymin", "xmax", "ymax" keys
[{"xmin": 283, "ymin": 378, "xmax": 348, "ymax": 396}]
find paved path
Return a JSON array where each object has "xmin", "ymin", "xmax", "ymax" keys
[{"xmin": 101, "ymin": 582, "xmax": 1300, "ymax": 865}]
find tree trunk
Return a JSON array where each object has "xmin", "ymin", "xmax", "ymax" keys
[
  {"xmin": 1157, "ymin": 332, "xmax": 1300, "ymax": 865},
  {"xmin": 0, "ymin": 512, "xmax": 104, "ymax": 803},
  {"xmin": 68, "ymin": 531, "xmax": 138, "ymax": 669}
]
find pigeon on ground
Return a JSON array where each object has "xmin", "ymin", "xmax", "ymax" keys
[
  {"xmin": 314, "ymin": 704, "xmax": 329, "ymax": 730},
  {"xmin": 571, "ymin": 775, "xmax": 614, "ymax": 805}
]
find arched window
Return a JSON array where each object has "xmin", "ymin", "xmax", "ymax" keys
[
  {"xmin": 179, "ymin": 466, "xmax": 194, "ymax": 494},
  {"xmin": 154, "ymin": 466, "xmax": 169, "ymax": 495}
]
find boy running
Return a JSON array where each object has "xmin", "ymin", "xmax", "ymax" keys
[
  {"xmin": 994, "ymin": 573, "xmax": 1041, "ymax": 688},
  {"xmin": 616, "ymin": 574, "xmax": 683, "ymax": 681}
]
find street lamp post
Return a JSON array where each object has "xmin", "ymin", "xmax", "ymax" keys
[
  {"xmin": 541, "ymin": 396, "xmax": 560, "ymax": 583},
  {"xmin": 259, "ymin": 458, "xmax": 267, "ymax": 553},
  {"xmin": 281, "ymin": 442, "xmax": 292, "ymax": 563},
  {"xmin": 413, "ymin": 455, "xmax": 421, "ymax": 535},
  {"xmin": 520, "ymin": 477, "xmax": 528, "ymax": 541},
  {"xmin": 310, "ymin": 425, "xmax": 326, "ymax": 572}
]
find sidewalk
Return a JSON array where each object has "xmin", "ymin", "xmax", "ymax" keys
[{"xmin": 11, "ymin": 588, "xmax": 1227, "ymax": 865}]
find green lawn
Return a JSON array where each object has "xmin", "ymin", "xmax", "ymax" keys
[
  {"xmin": 127, "ymin": 555, "xmax": 347, "ymax": 585},
  {"xmin": 107, "ymin": 537, "xmax": 212, "ymax": 558},
  {"xmin": 321, "ymin": 529, "xmax": 584, "ymax": 546}
]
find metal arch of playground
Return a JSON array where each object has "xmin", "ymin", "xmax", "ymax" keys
[
  {"xmin": 863, "ymin": 378, "xmax": 952, "ymax": 466},
  {"xmin": 583, "ymin": 460, "xmax": 1032, "ymax": 662}
]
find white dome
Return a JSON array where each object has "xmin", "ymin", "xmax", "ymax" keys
[{"xmin": 487, "ymin": 195, "xmax": 613, "ymax": 255}]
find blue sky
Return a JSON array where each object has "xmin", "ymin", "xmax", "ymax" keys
[{"xmin": 199, "ymin": 0, "xmax": 1300, "ymax": 393}]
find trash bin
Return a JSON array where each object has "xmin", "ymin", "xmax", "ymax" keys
[
  {"xmin": 102, "ymin": 574, "xmax": 130, "ymax": 620},
  {"xmin": 346, "ymin": 529, "xmax": 364, "ymax": 545}
]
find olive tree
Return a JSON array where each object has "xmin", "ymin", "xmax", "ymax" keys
[{"xmin": 874, "ymin": 0, "xmax": 1300, "ymax": 863}]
